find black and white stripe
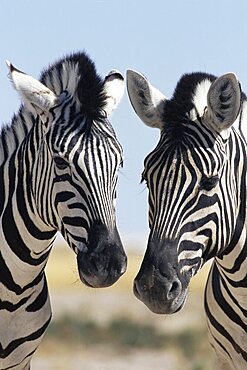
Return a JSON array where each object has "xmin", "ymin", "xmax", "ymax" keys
[
  {"xmin": 0, "ymin": 52, "xmax": 126, "ymax": 369},
  {"xmin": 127, "ymin": 70, "xmax": 247, "ymax": 370}
]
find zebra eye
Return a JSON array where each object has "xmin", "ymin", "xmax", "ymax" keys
[
  {"xmin": 54, "ymin": 155, "xmax": 69, "ymax": 170},
  {"xmin": 200, "ymin": 175, "xmax": 219, "ymax": 191}
]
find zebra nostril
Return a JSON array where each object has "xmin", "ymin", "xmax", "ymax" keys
[
  {"xmin": 170, "ymin": 280, "xmax": 179, "ymax": 293},
  {"xmin": 167, "ymin": 279, "xmax": 182, "ymax": 300}
]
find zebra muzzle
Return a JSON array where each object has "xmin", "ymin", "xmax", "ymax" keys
[
  {"xmin": 76, "ymin": 246, "xmax": 127, "ymax": 288},
  {"xmin": 76, "ymin": 222, "xmax": 127, "ymax": 288},
  {"xmin": 133, "ymin": 239, "xmax": 188, "ymax": 314}
]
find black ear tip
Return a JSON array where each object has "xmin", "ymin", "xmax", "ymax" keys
[
  {"xmin": 6, "ymin": 61, "xmax": 26, "ymax": 75},
  {"xmin": 239, "ymin": 82, "xmax": 242, "ymax": 93},
  {"xmin": 105, "ymin": 70, "xmax": 124, "ymax": 82},
  {"xmin": 6, "ymin": 60, "xmax": 14, "ymax": 72}
]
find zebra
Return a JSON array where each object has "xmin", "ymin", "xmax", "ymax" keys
[
  {"xmin": 127, "ymin": 69, "xmax": 247, "ymax": 370},
  {"xmin": 0, "ymin": 51, "xmax": 127, "ymax": 369}
]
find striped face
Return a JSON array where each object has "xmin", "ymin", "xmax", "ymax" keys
[
  {"xmin": 138, "ymin": 119, "xmax": 231, "ymax": 312},
  {"xmin": 44, "ymin": 103, "xmax": 123, "ymax": 248},
  {"xmin": 42, "ymin": 108, "xmax": 127, "ymax": 288},
  {"xmin": 9, "ymin": 54, "xmax": 127, "ymax": 288},
  {"xmin": 127, "ymin": 70, "xmax": 243, "ymax": 314}
]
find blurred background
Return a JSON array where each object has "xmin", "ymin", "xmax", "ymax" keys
[{"xmin": 1, "ymin": 0, "xmax": 247, "ymax": 368}]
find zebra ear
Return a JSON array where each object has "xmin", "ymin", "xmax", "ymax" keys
[
  {"xmin": 104, "ymin": 70, "xmax": 125, "ymax": 117},
  {"xmin": 6, "ymin": 61, "xmax": 58, "ymax": 113},
  {"xmin": 204, "ymin": 73, "xmax": 241, "ymax": 131},
  {"xmin": 127, "ymin": 70, "xmax": 166, "ymax": 129}
]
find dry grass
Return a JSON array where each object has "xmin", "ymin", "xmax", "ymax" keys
[{"xmin": 34, "ymin": 239, "xmax": 213, "ymax": 370}]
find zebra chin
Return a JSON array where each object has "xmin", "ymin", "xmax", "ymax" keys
[
  {"xmin": 75, "ymin": 221, "xmax": 127, "ymax": 288},
  {"xmin": 133, "ymin": 276, "xmax": 188, "ymax": 315}
]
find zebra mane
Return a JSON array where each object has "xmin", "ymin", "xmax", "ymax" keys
[
  {"xmin": 163, "ymin": 72, "xmax": 216, "ymax": 125},
  {"xmin": 162, "ymin": 72, "xmax": 247, "ymax": 144},
  {"xmin": 161, "ymin": 72, "xmax": 216, "ymax": 144},
  {"xmin": 40, "ymin": 51, "xmax": 107, "ymax": 123},
  {"xmin": 0, "ymin": 52, "xmax": 107, "ymax": 160}
]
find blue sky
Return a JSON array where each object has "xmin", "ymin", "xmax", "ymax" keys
[{"xmin": 1, "ymin": 0, "xmax": 247, "ymax": 249}]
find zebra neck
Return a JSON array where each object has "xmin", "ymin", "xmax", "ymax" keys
[
  {"xmin": 0, "ymin": 106, "xmax": 35, "ymax": 166},
  {"xmin": 216, "ymin": 191, "xmax": 247, "ymax": 275},
  {"xmin": 216, "ymin": 225, "xmax": 247, "ymax": 269},
  {"xmin": 214, "ymin": 130, "xmax": 247, "ymax": 274},
  {"xmin": 1, "ymin": 109, "xmax": 56, "ymax": 269}
]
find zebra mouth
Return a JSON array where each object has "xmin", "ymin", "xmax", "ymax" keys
[
  {"xmin": 76, "ymin": 247, "xmax": 127, "ymax": 288},
  {"xmin": 133, "ymin": 277, "xmax": 188, "ymax": 315},
  {"xmin": 78, "ymin": 271, "xmax": 103, "ymax": 288}
]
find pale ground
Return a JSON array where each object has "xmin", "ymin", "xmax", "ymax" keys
[{"xmin": 32, "ymin": 241, "xmax": 213, "ymax": 370}]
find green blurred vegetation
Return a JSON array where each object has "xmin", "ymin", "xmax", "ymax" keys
[
  {"xmin": 42, "ymin": 243, "xmax": 213, "ymax": 369},
  {"xmin": 46, "ymin": 315, "xmax": 211, "ymax": 369}
]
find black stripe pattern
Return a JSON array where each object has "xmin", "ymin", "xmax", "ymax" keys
[
  {"xmin": 0, "ymin": 52, "xmax": 124, "ymax": 368},
  {"xmin": 136, "ymin": 72, "xmax": 247, "ymax": 369}
]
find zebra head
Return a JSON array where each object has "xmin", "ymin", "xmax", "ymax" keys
[
  {"xmin": 127, "ymin": 70, "xmax": 243, "ymax": 314},
  {"xmin": 7, "ymin": 53, "xmax": 127, "ymax": 288}
]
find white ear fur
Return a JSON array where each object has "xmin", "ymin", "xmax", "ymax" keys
[
  {"xmin": 104, "ymin": 70, "xmax": 125, "ymax": 117},
  {"xmin": 6, "ymin": 61, "xmax": 58, "ymax": 112},
  {"xmin": 127, "ymin": 70, "xmax": 166, "ymax": 129},
  {"xmin": 204, "ymin": 73, "xmax": 241, "ymax": 132}
]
